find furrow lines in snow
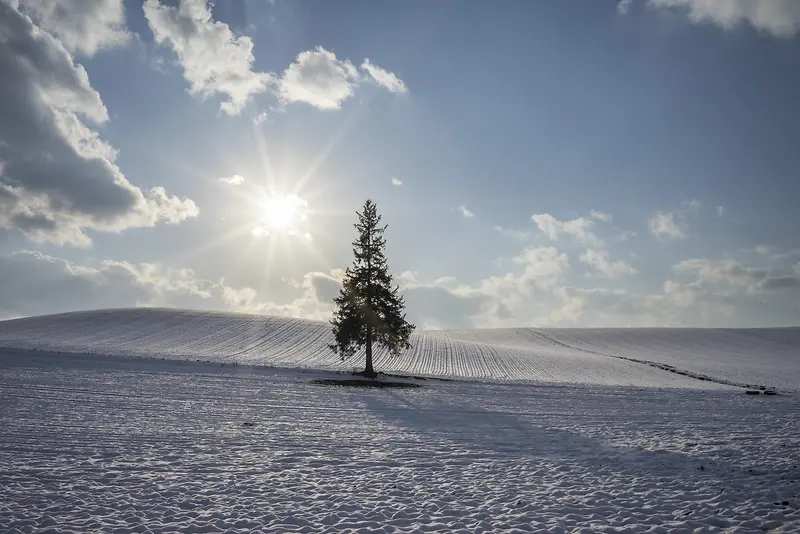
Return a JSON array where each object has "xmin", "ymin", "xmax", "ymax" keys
[{"xmin": 0, "ymin": 309, "xmax": 797, "ymax": 389}]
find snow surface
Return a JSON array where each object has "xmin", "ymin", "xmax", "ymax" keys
[
  {"xmin": 1, "ymin": 351, "xmax": 798, "ymax": 533},
  {"xmin": 1, "ymin": 308, "xmax": 798, "ymax": 390}
]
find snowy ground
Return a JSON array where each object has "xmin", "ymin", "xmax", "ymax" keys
[
  {"xmin": 1, "ymin": 350, "xmax": 799, "ymax": 533},
  {"xmin": 1, "ymin": 308, "xmax": 798, "ymax": 390}
]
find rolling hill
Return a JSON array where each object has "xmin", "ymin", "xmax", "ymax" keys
[{"xmin": 1, "ymin": 308, "xmax": 798, "ymax": 390}]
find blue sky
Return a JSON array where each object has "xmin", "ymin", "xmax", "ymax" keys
[{"xmin": 1, "ymin": 0, "xmax": 799, "ymax": 327}]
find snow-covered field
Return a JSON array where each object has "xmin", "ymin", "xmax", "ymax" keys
[
  {"xmin": 1, "ymin": 350, "xmax": 798, "ymax": 533},
  {"xmin": 0, "ymin": 308, "xmax": 798, "ymax": 389},
  {"xmin": 1, "ymin": 309, "xmax": 799, "ymax": 532}
]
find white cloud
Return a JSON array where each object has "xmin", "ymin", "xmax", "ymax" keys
[
  {"xmin": 396, "ymin": 270, "xmax": 420, "ymax": 286},
  {"xmin": 219, "ymin": 174, "xmax": 245, "ymax": 186},
  {"xmin": 648, "ymin": 211, "xmax": 686, "ymax": 240},
  {"xmin": 0, "ymin": 250, "xmax": 346, "ymax": 321},
  {"xmin": 0, "ymin": 2, "xmax": 197, "ymax": 246},
  {"xmin": 532, "ymin": 213, "xmax": 602, "ymax": 246},
  {"xmin": 742, "ymin": 244, "xmax": 799, "ymax": 262},
  {"xmin": 236, "ymin": 270, "xmax": 345, "ymax": 321},
  {"xmin": 618, "ymin": 0, "xmax": 634, "ymax": 15},
  {"xmin": 398, "ymin": 277, "xmax": 490, "ymax": 330},
  {"xmin": 579, "ymin": 249, "xmax": 638, "ymax": 278},
  {"xmin": 277, "ymin": 48, "xmax": 409, "ymax": 110},
  {"xmin": 361, "ymin": 58, "xmax": 408, "ymax": 94},
  {"xmin": 17, "ymin": 0, "xmax": 129, "ymax": 56},
  {"xmin": 399, "ymin": 246, "xmax": 570, "ymax": 328},
  {"xmin": 507, "ymin": 249, "xmax": 798, "ymax": 327},
  {"xmin": 278, "ymin": 46, "xmax": 360, "ymax": 110},
  {"xmin": 144, "ymin": 186, "xmax": 199, "ymax": 225},
  {"xmin": 540, "ymin": 255, "xmax": 800, "ymax": 326},
  {"xmin": 541, "ymin": 287, "xmax": 592, "ymax": 325},
  {"xmin": 646, "ymin": 280, "xmax": 736, "ymax": 326},
  {"xmin": 391, "ymin": 177, "xmax": 403, "ymax": 186},
  {"xmin": 4, "ymin": 245, "xmax": 798, "ymax": 328},
  {"xmin": 649, "ymin": 0, "xmax": 800, "ymax": 38},
  {"xmin": 363, "ymin": 251, "xmax": 798, "ymax": 328},
  {"xmin": 458, "ymin": 205, "xmax": 475, "ymax": 218},
  {"xmin": 511, "ymin": 246, "xmax": 570, "ymax": 290},
  {"xmin": 673, "ymin": 258, "xmax": 800, "ymax": 294},
  {"xmin": 143, "ymin": 5, "xmax": 406, "ymax": 114},
  {"xmin": 493, "ymin": 226, "xmax": 529, "ymax": 241},
  {"xmin": 471, "ymin": 246, "xmax": 571, "ymax": 326},
  {"xmin": 589, "ymin": 210, "xmax": 613, "ymax": 222},
  {"xmin": 470, "ymin": 247, "xmax": 570, "ymax": 325},
  {"xmin": 143, "ymin": 0, "xmax": 273, "ymax": 115},
  {"xmin": 716, "ymin": 205, "xmax": 725, "ymax": 217},
  {"xmin": 536, "ymin": 278, "xmax": 784, "ymax": 328},
  {"xmin": 0, "ymin": 250, "xmax": 224, "ymax": 316},
  {"xmin": 540, "ymin": 287, "xmax": 646, "ymax": 327}
]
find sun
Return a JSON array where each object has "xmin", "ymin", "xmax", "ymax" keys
[
  {"xmin": 264, "ymin": 195, "xmax": 299, "ymax": 229},
  {"xmin": 253, "ymin": 193, "xmax": 309, "ymax": 236}
]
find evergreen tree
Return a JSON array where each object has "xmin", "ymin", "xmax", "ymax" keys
[{"xmin": 329, "ymin": 199, "xmax": 415, "ymax": 377}]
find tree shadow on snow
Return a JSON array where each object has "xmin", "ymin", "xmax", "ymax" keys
[{"xmin": 359, "ymin": 389, "xmax": 738, "ymax": 479}]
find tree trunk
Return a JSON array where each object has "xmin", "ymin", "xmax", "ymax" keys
[
  {"xmin": 364, "ymin": 226, "xmax": 375, "ymax": 378},
  {"xmin": 364, "ymin": 324, "xmax": 375, "ymax": 377}
]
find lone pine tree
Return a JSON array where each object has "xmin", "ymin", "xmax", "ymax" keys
[{"xmin": 329, "ymin": 199, "xmax": 415, "ymax": 378}]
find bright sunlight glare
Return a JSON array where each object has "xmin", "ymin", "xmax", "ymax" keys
[{"xmin": 252, "ymin": 193, "xmax": 309, "ymax": 237}]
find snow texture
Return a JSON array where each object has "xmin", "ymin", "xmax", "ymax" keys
[
  {"xmin": 1, "ymin": 351, "xmax": 799, "ymax": 533},
  {"xmin": 1, "ymin": 308, "xmax": 798, "ymax": 390}
]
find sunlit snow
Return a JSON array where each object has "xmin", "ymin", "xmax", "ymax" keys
[{"xmin": 1, "ymin": 309, "xmax": 799, "ymax": 532}]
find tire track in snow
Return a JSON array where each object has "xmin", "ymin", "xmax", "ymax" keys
[{"xmin": 530, "ymin": 330, "xmax": 772, "ymax": 390}]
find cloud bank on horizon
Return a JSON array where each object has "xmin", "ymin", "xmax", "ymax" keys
[{"xmin": 0, "ymin": 0, "xmax": 798, "ymax": 328}]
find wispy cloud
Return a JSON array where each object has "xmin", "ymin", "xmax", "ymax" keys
[
  {"xmin": 531, "ymin": 213, "xmax": 602, "ymax": 247},
  {"xmin": 649, "ymin": 0, "xmax": 800, "ymax": 38},
  {"xmin": 579, "ymin": 249, "xmax": 638, "ymax": 278},
  {"xmin": 219, "ymin": 175, "xmax": 245, "ymax": 186},
  {"xmin": 589, "ymin": 210, "xmax": 613, "ymax": 222},
  {"xmin": 361, "ymin": 59, "xmax": 408, "ymax": 94},
  {"xmin": 673, "ymin": 258, "xmax": 800, "ymax": 293},
  {"xmin": 648, "ymin": 211, "xmax": 686, "ymax": 240},
  {"xmin": 493, "ymin": 226, "xmax": 529, "ymax": 241},
  {"xmin": 682, "ymin": 198, "xmax": 702, "ymax": 211},
  {"xmin": 458, "ymin": 205, "xmax": 475, "ymax": 218},
  {"xmin": 391, "ymin": 177, "xmax": 403, "ymax": 186}
]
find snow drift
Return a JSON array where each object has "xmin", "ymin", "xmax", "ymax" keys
[{"xmin": 0, "ymin": 308, "xmax": 797, "ymax": 389}]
